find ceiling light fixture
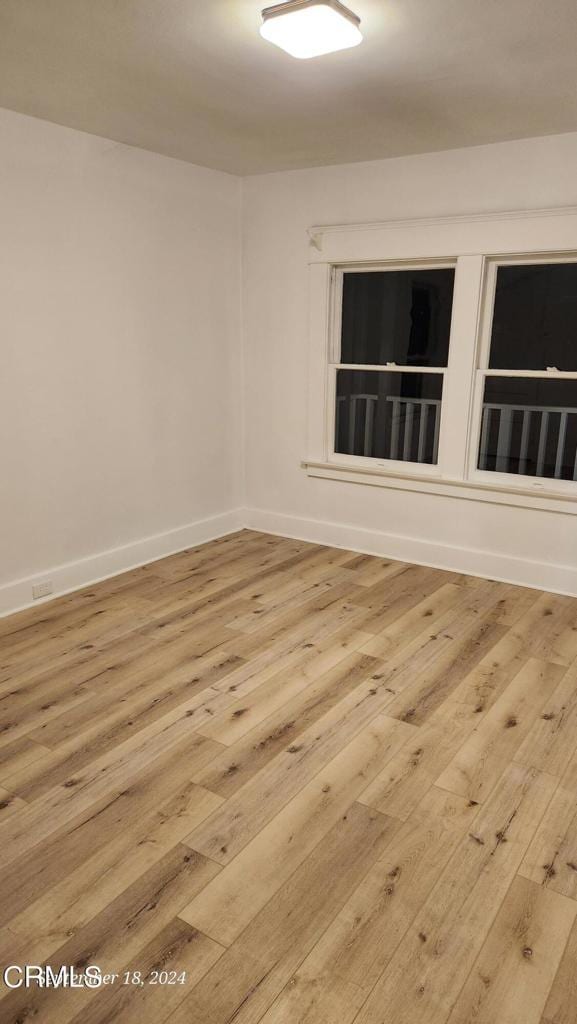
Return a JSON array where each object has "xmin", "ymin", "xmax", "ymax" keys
[{"xmin": 260, "ymin": 0, "xmax": 362, "ymax": 59}]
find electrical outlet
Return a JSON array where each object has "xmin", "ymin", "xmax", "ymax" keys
[{"xmin": 32, "ymin": 580, "xmax": 53, "ymax": 600}]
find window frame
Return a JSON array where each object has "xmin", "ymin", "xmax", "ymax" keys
[
  {"xmin": 467, "ymin": 253, "xmax": 577, "ymax": 496},
  {"xmin": 327, "ymin": 260, "xmax": 456, "ymax": 478},
  {"xmin": 304, "ymin": 206, "xmax": 577, "ymax": 516}
]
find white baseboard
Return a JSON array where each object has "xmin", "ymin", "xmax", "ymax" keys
[
  {"xmin": 2, "ymin": 503, "xmax": 574, "ymax": 618},
  {"xmin": 244, "ymin": 507, "xmax": 577, "ymax": 597},
  {"xmin": 0, "ymin": 509, "xmax": 245, "ymax": 618}
]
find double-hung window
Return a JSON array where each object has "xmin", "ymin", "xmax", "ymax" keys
[
  {"xmin": 306, "ymin": 208, "xmax": 577, "ymax": 511},
  {"xmin": 332, "ymin": 265, "xmax": 455, "ymax": 470},
  {"xmin": 472, "ymin": 258, "xmax": 577, "ymax": 489}
]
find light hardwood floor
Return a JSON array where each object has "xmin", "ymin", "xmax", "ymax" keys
[{"xmin": 0, "ymin": 529, "xmax": 576, "ymax": 1024}]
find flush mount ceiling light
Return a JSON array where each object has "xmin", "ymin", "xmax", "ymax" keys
[{"xmin": 260, "ymin": 0, "xmax": 362, "ymax": 59}]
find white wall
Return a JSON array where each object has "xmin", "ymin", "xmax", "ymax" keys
[
  {"xmin": 0, "ymin": 108, "xmax": 242, "ymax": 611},
  {"xmin": 242, "ymin": 133, "xmax": 577, "ymax": 594},
  {"xmin": 3, "ymin": 113, "xmax": 577, "ymax": 613}
]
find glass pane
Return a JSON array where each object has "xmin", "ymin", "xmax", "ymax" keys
[
  {"xmin": 490, "ymin": 263, "xmax": 577, "ymax": 371},
  {"xmin": 341, "ymin": 268, "xmax": 454, "ymax": 367},
  {"xmin": 335, "ymin": 370, "xmax": 443, "ymax": 464},
  {"xmin": 478, "ymin": 377, "xmax": 577, "ymax": 481}
]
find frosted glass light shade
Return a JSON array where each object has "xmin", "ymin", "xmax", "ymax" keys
[{"xmin": 260, "ymin": 0, "xmax": 362, "ymax": 59}]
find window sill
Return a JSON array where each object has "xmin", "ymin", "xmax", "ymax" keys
[{"xmin": 303, "ymin": 460, "xmax": 577, "ymax": 515}]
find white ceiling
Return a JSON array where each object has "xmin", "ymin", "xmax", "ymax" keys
[{"xmin": 2, "ymin": 0, "xmax": 577, "ymax": 176}]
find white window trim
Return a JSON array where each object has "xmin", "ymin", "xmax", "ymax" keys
[{"xmin": 304, "ymin": 206, "xmax": 577, "ymax": 516}]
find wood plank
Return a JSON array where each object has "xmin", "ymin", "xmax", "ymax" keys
[
  {"xmin": 0, "ymin": 846, "xmax": 219, "ymax": 1024},
  {"xmin": 490, "ymin": 582, "xmax": 543, "ymax": 626},
  {"xmin": 0, "ymin": 736, "xmax": 51, "ymax": 782},
  {"xmin": 353, "ymin": 763, "xmax": 558, "ymax": 1024},
  {"xmin": 0, "ymin": 786, "xmax": 27, "ymax": 824},
  {"xmin": 0, "ymin": 732, "xmax": 221, "ymax": 931},
  {"xmin": 0, "ymin": 628, "xmax": 156, "ymax": 705},
  {"xmin": 446, "ymin": 875, "xmax": 576, "ymax": 1024},
  {"xmin": 519, "ymin": 745, "xmax": 577, "ymax": 899},
  {"xmin": 530, "ymin": 601, "xmax": 577, "ymax": 667},
  {"xmin": 0, "ymin": 599, "xmax": 152, "ymax": 679},
  {"xmin": 4, "ymin": 652, "xmax": 242, "ymax": 801},
  {"xmin": 26, "ymin": 645, "xmax": 244, "ymax": 749},
  {"xmin": 68, "ymin": 918, "xmax": 224, "ymax": 1024},
  {"xmin": 358, "ymin": 698, "xmax": 479, "ymax": 821},
  {"xmin": 179, "ymin": 715, "xmax": 413, "ymax": 944},
  {"xmin": 351, "ymin": 565, "xmax": 448, "ymax": 633},
  {"xmin": 221, "ymin": 581, "xmax": 367, "ymax": 663},
  {"xmin": 225, "ymin": 576, "xmax": 345, "ymax": 634},
  {"xmin": 215, "ymin": 618, "xmax": 372, "ymax": 702},
  {"xmin": 184, "ymin": 657, "xmax": 408, "ymax": 865},
  {"xmin": 0, "ymin": 706, "xmax": 225, "ymax": 869},
  {"xmin": 344, "ymin": 555, "xmax": 408, "ymax": 588},
  {"xmin": 384, "ymin": 614, "xmax": 507, "ymax": 726},
  {"xmin": 515, "ymin": 659, "xmax": 577, "ymax": 776},
  {"xmin": 0, "ymin": 683, "xmax": 94, "ymax": 751},
  {"xmin": 541, "ymin": 915, "xmax": 577, "ymax": 1024},
  {"xmin": 261, "ymin": 787, "xmax": 479, "ymax": 1024},
  {"xmin": 511, "ymin": 594, "xmax": 577, "ymax": 667},
  {"xmin": 3, "ymin": 782, "xmax": 223, "ymax": 966},
  {"xmin": 193, "ymin": 639, "xmax": 381, "ymax": 799},
  {"xmin": 359, "ymin": 582, "xmax": 464, "ymax": 659},
  {"xmin": 169, "ymin": 801, "xmax": 395, "ymax": 1024},
  {"xmin": 449, "ymin": 629, "xmax": 529, "ymax": 714},
  {"xmin": 195, "ymin": 649, "xmax": 379, "ymax": 746},
  {"xmin": 436, "ymin": 658, "xmax": 564, "ymax": 802}
]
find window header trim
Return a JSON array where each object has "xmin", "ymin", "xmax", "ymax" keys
[
  {"xmin": 307, "ymin": 206, "xmax": 577, "ymax": 256},
  {"xmin": 308, "ymin": 207, "xmax": 577, "ymax": 267}
]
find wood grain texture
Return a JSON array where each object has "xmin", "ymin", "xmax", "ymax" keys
[
  {"xmin": 542, "ymin": 913, "xmax": 577, "ymax": 1024},
  {"xmin": 0, "ymin": 529, "xmax": 575, "ymax": 1024},
  {"xmin": 446, "ymin": 875, "xmax": 576, "ymax": 1024}
]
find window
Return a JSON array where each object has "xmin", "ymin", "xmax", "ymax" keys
[
  {"xmin": 332, "ymin": 266, "xmax": 455, "ymax": 468},
  {"xmin": 306, "ymin": 207, "xmax": 577, "ymax": 512},
  {"xmin": 473, "ymin": 259, "xmax": 577, "ymax": 486}
]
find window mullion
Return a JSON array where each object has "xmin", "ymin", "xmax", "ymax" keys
[{"xmin": 438, "ymin": 254, "xmax": 485, "ymax": 479}]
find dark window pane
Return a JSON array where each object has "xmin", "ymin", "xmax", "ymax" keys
[
  {"xmin": 341, "ymin": 269, "xmax": 454, "ymax": 367},
  {"xmin": 478, "ymin": 377, "xmax": 577, "ymax": 480},
  {"xmin": 335, "ymin": 370, "xmax": 443, "ymax": 464},
  {"xmin": 490, "ymin": 263, "xmax": 577, "ymax": 371}
]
